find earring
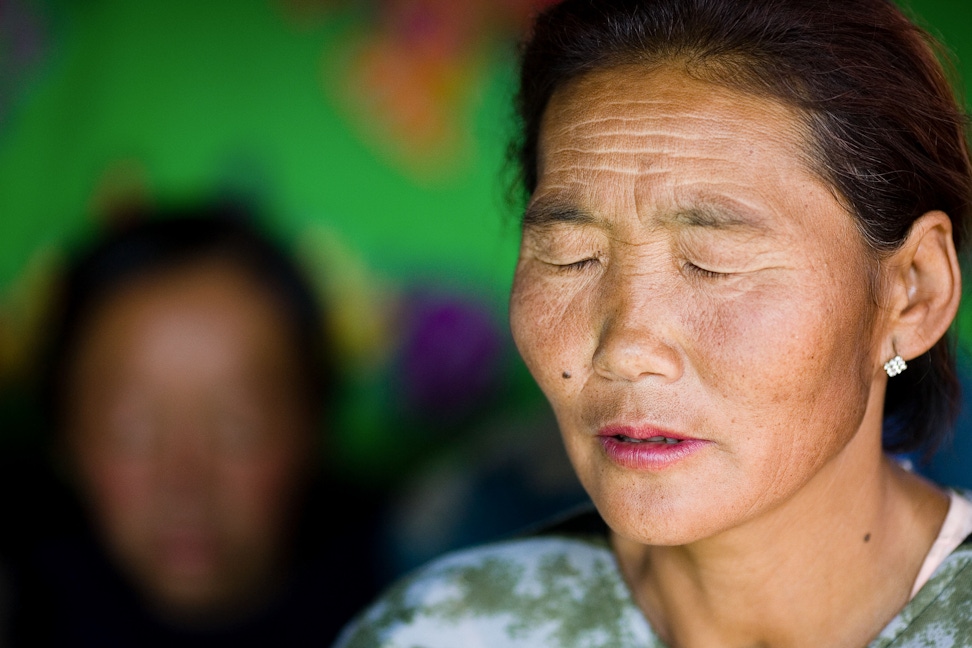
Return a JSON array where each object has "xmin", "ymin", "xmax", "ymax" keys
[{"xmin": 884, "ymin": 353, "xmax": 907, "ymax": 377}]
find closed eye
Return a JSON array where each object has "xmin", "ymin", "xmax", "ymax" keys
[
  {"xmin": 683, "ymin": 262, "xmax": 728, "ymax": 279},
  {"xmin": 555, "ymin": 257, "xmax": 600, "ymax": 273}
]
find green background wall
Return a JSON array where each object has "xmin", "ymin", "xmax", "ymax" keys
[
  {"xmin": 0, "ymin": 0, "xmax": 525, "ymax": 302},
  {"xmin": 2, "ymin": 0, "xmax": 972, "ymax": 476},
  {"xmin": 3, "ymin": 0, "xmax": 971, "ymax": 323}
]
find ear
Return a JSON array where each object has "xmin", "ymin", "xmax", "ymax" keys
[{"xmin": 882, "ymin": 210, "xmax": 961, "ymax": 361}]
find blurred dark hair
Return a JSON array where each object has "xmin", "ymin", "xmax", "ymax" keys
[
  {"xmin": 41, "ymin": 202, "xmax": 335, "ymax": 433},
  {"xmin": 515, "ymin": 0, "xmax": 972, "ymax": 457}
]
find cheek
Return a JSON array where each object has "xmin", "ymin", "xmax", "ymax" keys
[
  {"xmin": 686, "ymin": 287, "xmax": 804, "ymax": 396},
  {"xmin": 688, "ymin": 277, "xmax": 876, "ymax": 479},
  {"xmin": 511, "ymin": 266, "xmax": 596, "ymax": 392},
  {"xmin": 702, "ymin": 280, "xmax": 871, "ymax": 396},
  {"xmin": 77, "ymin": 449, "xmax": 157, "ymax": 545},
  {"xmin": 215, "ymin": 444, "xmax": 303, "ymax": 542}
]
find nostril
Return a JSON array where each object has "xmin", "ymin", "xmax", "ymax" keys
[{"xmin": 592, "ymin": 323, "xmax": 682, "ymax": 383}]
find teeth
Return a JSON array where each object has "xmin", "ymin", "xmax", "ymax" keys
[
  {"xmin": 647, "ymin": 436, "xmax": 681, "ymax": 444},
  {"xmin": 616, "ymin": 435, "xmax": 681, "ymax": 444}
]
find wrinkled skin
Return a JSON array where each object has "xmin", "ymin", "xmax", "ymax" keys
[
  {"xmin": 511, "ymin": 64, "xmax": 882, "ymax": 545},
  {"xmin": 509, "ymin": 65, "xmax": 953, "ymax": 646},
  {"xmin": 66, "ymin": 261, "xmax": 312, "ymax": 623}
]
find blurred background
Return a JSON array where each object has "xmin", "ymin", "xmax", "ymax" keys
[{"xmin": 2, "ymin": 0, "xmax": 972, "ymax": 643}]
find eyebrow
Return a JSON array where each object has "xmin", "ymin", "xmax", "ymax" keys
[
  {"xmin": 666, "ymin": 206, "xmax": 766, "ymax": 232},
  {"xmin": 523, "ymin": 200, "xmax": 766, "ymax": 235},
  {"xmin": 522, "ymin": 201, "xmax": 597, "ymax": 228}
]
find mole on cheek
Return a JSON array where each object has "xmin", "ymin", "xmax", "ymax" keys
[{"xmin": 562, "ymin": 371, "xmax": 572, "ymax": 379}]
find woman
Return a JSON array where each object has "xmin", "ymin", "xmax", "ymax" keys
[
  {"xmin": 10, "ymin": 207, "xmax": 380, "ymax": 646},
  {"xmin": 337, "ymin": 0, "xmax": 972, "ymax": 645}
]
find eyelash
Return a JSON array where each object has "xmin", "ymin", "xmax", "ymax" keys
[
  {"xmin": 557, "ymin": 257, "xmax": 600, "ymax": 272},
  {"xmin": 548, "ymin": 258, "xmax": 729, "ymax": 278},
  {"xmin": 684, "ymin": 262, "xmax": 727, "ymax": 279}
]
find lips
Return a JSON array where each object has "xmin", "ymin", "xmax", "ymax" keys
[
  {"xmin": 597, "ymin": 425, "xmax": 710, "ymax": 470},
  {"xmin": 598, "ymin": 424, "xmax": 698, "ymax": 442}
]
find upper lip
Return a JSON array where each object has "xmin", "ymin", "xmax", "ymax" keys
[{"xmin": 596, "ymin": 424, "xmax": 700, "ymax": 441}]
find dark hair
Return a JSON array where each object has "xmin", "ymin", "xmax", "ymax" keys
[
  {"xmin": 41, "ymin": 202, "xmax": 335, "ymax": 432},
  {"xmin": 515, "ymin": 0, "xmax": 972, "ymax": 456}
]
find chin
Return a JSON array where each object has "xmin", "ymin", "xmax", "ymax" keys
[
  {"xmin": 597, "ymin": 494, "xmax": 706, "ymax": 546},
  {"xmin": 582, "ymin": 466, "xmax": 750, "ymax": 547},
  {"xmin": 147, "ymin": 577, "xmax": 246, "ymax": 626},
  {"xmin": 153, "ymin": 573, "xmax": 222, "ymax": 607}
]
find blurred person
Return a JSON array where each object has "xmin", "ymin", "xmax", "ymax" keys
[{"xmin": 7, "ymin": 205, "xmax": 380, "ymax": 646}]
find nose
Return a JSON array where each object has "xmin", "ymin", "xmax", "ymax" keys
[
  {"xmin": 591, "ymin": 272, "xmax": 683, "ymax": 383},
  {"xmin": 158, "ymin": 418, "xmax": 213, "ymax": 502}
]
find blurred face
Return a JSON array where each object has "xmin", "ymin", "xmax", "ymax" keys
[
  {"xmin": 510, "ymin": 66, "xmax": 886, "ymax": 546},
  {"xmin": 65, "ymin": 261, "xmax": 312, "ymax": 620}
]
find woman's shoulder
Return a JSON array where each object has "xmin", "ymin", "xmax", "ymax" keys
[
  {"xmin": 872, "ymin": 514, "xmax": 972, "ymax": 646},
  {"xmin": 334, "ymin": 514, "xmax": 657, "ymax": 648}
]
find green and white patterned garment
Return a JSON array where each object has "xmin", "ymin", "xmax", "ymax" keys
[{"xmin": 336, "ymin": 511, "xmax": 972, "ymax": 647}]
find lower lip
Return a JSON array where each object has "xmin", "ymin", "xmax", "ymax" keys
[{"xmin": 599, "ymin": 436, "xmax": 710, "ymax": 471}]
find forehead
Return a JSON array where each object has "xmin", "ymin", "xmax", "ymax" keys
[
  {"xmin": 74, "ymin": 261, "xmax": 296, "ymax": 373},
  {"xmin": 540, "ymin": 63, "xmax": 807, "ymax": 167},
  {"xmin": 532, "ymin": 64, "xmax": 830, "ymax": 231},
  {"xmin": 108, "ymin": 261, "xmax": 280, "ymax": 325}
]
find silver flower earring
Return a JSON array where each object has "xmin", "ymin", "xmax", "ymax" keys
[{"xmin": 884, "ymin": 349, "xmax": 907, "ymax": 377}]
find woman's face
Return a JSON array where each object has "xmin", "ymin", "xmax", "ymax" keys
[
  {"xmin": 65, "ymin": 261, "xmax": 312, "ymax": 619},
  {"xmin": 510, "ymin": 66, "xmax": 889, "ymax": 546}
]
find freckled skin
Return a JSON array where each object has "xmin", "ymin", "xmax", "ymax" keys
[
  {"xmin": 511, "ymin": 66, "xmax": 879, "ymax": 544},
  {"xmin": 65, "ymin": 262, "xmax": 312, "ymax": 622},
  {"xmin": 509, "ymin": 66, "xmax": 951, "ymax": 646}
]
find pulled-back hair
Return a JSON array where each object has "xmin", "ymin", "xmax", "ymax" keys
[{"xmin": 515, "ymin": 0, "xmax": 972, "ymax": 456}]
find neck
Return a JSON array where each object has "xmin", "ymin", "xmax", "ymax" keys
[{"xmin": 612, "ymin": 429, "xmax": 948, "ymax": 648}]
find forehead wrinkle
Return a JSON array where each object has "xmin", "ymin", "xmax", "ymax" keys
[
  {"xmin": 544, "ymin": 164, "xmax": 653, "ymax": 177},
  {"xmin": 555, "ymin": 121, "xmax": 768, "ymax": 143},
  {"xmin": 547, "ymin": 98, "xmax": 804, "ymax": 164},
  {"xmin": 547, "ymin": 148, "xmax": 756, "ymax": 165},
  {"xmin": 551, "ymin": 94, "xmax": 746, "ymax": 119},
  {"xmin": 554, "ymin": 107, "xmax": 787, "ymax": 140},
  {"xmin": 537, "ymin": 70, "xmax": 818, "ymax": 239},
  {"xmin": 564, "ymin": 128, "xmax": 796, "ymax": 159},
  {"xmin": 541, "ymin": 154, "xmax": 767, "ymax": 184},
  {"xmin": 548, "ymin": 125, "xmax": 790, "ymax": 163}
]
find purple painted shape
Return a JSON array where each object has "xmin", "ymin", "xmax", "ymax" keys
[{"xmin": 396, "ymin": 291, "xmax": 504, "ymax": 421}]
